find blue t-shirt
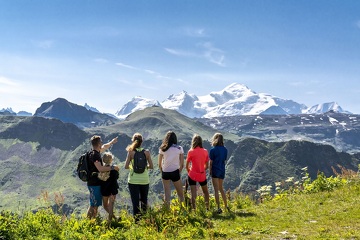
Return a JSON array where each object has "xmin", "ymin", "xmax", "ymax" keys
[{"xmin": 209, "ymin": 146, "xmax": 228, "ymax": 178}]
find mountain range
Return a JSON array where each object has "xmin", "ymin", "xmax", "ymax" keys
[
  {"xmin": 115, "ymin": 83, "xmax": 349, "ymax": 119},
  {"xmin": 1, "ymin": 83, "xmax": 349, "ymax": 119}
]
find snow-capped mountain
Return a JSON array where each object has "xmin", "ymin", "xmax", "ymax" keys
[
  {"xmin": 84, "ymin": 103, "xmax": 100, "ymax": 113},
  {"xmin": 304, "ymin": 102, "xmax": 349, "ymax": 114},
  {"xmin": 115, "ymin": 83, "xmax": 350, "ymax": 119},
  {"xmin": 161, "ymin": 91, "xmax": 206, "ymax": 118},
  {"xmin": 115, "ymin": 96, "xmax": 162, "ymax": 119}
]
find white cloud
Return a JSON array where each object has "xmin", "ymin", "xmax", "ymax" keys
[
  {"xmin": 184, "ymin": 27, "xmax": 206, "ymax": 37},
  {"xmin": 32, "ymin": 40, "xmax": 54, "ymax": 49},
  {"xmin": 201, "ymin": 42, "xmax": 226, "ymax": 67},
  {"xmin": 0, "ymin": 76, "xmax": 18, "ymax": 86},
  {"xmin": 115, "ymin": 62, "xmax": 187, "ymax": 84},
  {"xmin": 165, "ymin": 42, "xmax": 226, "ymax": 67},
  {"xmin": 164, "ymin": 48, "xmax": 196, "ymax": 57},
  {"xmin": 115, "ymin": 62, "xmax": 138, "ymax": 70}
]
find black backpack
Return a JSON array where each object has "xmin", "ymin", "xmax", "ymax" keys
[
  {"xmin": 133, "ymin": 149, "xmax": 147, "ymax": 174},
  {"xmin": 77, "ymin": 151, "xmax": 90, "ymax": 181}
]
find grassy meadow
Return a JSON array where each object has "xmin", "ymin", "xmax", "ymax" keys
[{"xmin": 1, "ymin": 168, "xmax": 359, "ymax": 239}]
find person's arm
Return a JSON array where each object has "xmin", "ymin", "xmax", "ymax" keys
[
  {"xmin": 204, "ymin": 150, "xmax": 209, "ymax": 171},
  {"xmin": 158, "ymin": 153, "xmax": 163, "ymax": 172},
  {"xmin": 179, "ymin": 153, "xmax": 184, "ymax": 172},
  {"xmin": 209, "ymin": 160, "xmax": 213, "ymax": 176},
  {"xmin": 124, "ymin": 151, "xmax": 132, "ymax": 169},
  {"xmin": 100, "ymin": 137, "xmax": 118, "ymax": 153},
  {"xmin": 205, "ymin": 160, "xmax": 209, "ymax": 171},
  {"xmin": 94, "ymin": 161, "xmax": 119, "ymax": 172},
  {"xmin": 185, "ymin": 153, "xmax": 191, "ymax": 173},
  {"xmin": 146, "ymin": 150, "xmax": 153, "ymax": 169}
]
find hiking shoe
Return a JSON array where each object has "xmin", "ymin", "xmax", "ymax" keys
[{"xmin": 216, "ymin": 208, "xmax": 223, "ymax": 214}]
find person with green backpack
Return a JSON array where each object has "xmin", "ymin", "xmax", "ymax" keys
[{"xmin": 124, "ymin": 133, "xmax": 153, "ymax": 221}]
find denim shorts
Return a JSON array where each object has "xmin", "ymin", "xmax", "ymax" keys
[{"xmin": 88, "ymin": 185, "xmax": 102, "ymax": 207}]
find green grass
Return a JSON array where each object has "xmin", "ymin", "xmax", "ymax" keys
[{"xmin": 1, "ymin": 172, "xmax": 360, "ymax": 239}]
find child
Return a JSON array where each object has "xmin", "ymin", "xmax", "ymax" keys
[
  {"xmin": 209, "ymin": 133, "xmax": 228, "ymax": 214},
  {"xmin": 100, "ymin": 152, "xmax": 119, "ymax": 221},
  {"xmin": 186, "ymin": 134, "xmax": 210, "ymax": 210}
]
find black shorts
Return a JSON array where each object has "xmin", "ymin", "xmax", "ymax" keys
[
  {"xmin": 188, "ymin": 175, "xmax": 207, "ymax": 186},
  {"xmin": 162, "ymin": 169, "xmax": 181, "ymax": 182}
]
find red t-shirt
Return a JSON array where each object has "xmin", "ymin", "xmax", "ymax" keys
[{"xmin": 187, "ymin": 147, "xmax": 209, "ymax": 182}]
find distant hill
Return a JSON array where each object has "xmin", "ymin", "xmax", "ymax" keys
[
  {"xmin": 0, "ymin": 116, "xmax": 88, "ymax": 150},
  {"xmin": 225, "ymin": 138, "xmax": 360, "ymax": 193},
  {"xmin": 34, "ymin": 98, "xmax": 119, "ymax": 128}
]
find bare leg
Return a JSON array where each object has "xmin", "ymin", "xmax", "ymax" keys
[
  {"xmin": 212, "ymin": 177, "xmax": 220, "ymax": 209},
  {"xmin": 103, "ymin": 196, "xmax": 110, "ymax": 214},
  {"xmin": 87, "ymin": 206, "xmax": 98, "ymax": 219},
  {"xmin": 218, "ymin": 179, "xmax": 228, "ymax": 209},
  {"xmin": 108, "ymin": 195, "xmax": 116, "ymax": 221},
  {"xmin": 173, "ymin": 179, "xmax": 185, "ymax": 204},
  {"xmin": 201, "ymin": 184, "xmax": 210, "ymax": 210},
  {"xmin": 162, "ymin": 179, "xmax": 171, "ymax": 208},
  {"xmin": 190, "ymin": 185, "xmax": 197, "ymax": 209}
]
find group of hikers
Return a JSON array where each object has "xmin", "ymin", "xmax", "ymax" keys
[{"xmin": 85, "ymin": 131, "xmax": 228, "ymax": 221}]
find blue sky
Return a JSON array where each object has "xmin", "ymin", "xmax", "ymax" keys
[{"xmin": 1, "ymin": 0, "xmax": 360, "ymax": 114}]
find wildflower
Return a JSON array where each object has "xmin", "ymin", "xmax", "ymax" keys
[
  {"xmin": 285, "ymin": 177, "xmax": 294, "ymax": 183},
  {"xmin": 275, "ymin": 182, "xmax": 282, "ymax": 187}
]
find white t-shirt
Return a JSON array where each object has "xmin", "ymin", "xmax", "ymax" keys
[{"xmin": 159, "ymin": 145, "xmax": 184, "ymax": 172}]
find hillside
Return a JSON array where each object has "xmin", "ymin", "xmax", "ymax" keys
[{"xmin": 0, "ymin": 109, "xmax": 360, "ymax": 215}]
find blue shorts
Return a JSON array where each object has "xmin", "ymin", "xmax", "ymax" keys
[
  {"xmin": 88, "ymin": 186, "xmax": 102, "ymax": 207},
  {"xmin": 212, "ymin": 170, "xmax": 225, "ymax": 179}
]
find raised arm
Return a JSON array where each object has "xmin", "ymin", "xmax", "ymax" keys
[{"xmin": 100, "ymin": 137, "xmax": 118, "ymax": 153}]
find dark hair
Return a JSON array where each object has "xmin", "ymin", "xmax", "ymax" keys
[
  {"xmin": 91, "ymin": 135, "xmax": 102, "ymax": 147},
  {"xmin": 126, "ymin": 133, "xmax": 143, "ymax": 151},
  {"xmin": 211, "ymin": 133, "xmax": 224, "ymax": 146},
  {"xmin": 191, "ymin": 134, "xmax": 203, "ymax": 149},
  {"xmin": 160, "ymin": 131, "xmax": 178, "ymax": 152}
]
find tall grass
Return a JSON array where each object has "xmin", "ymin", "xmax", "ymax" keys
[{"xmin": 1, "ymin": 166, "xmax": 359, "ymax": 239}]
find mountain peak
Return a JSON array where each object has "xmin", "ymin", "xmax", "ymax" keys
[
  {"xmin": 34, "ymin": 98, "xmax": 118, "ymax": 128},
  {"xmin": 115, "ymin": 96, "xmax": 161, "ymax": 119},
  {"xmin": 305, "ymin": 102, "xmax": 348, "ymax": 114}
]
